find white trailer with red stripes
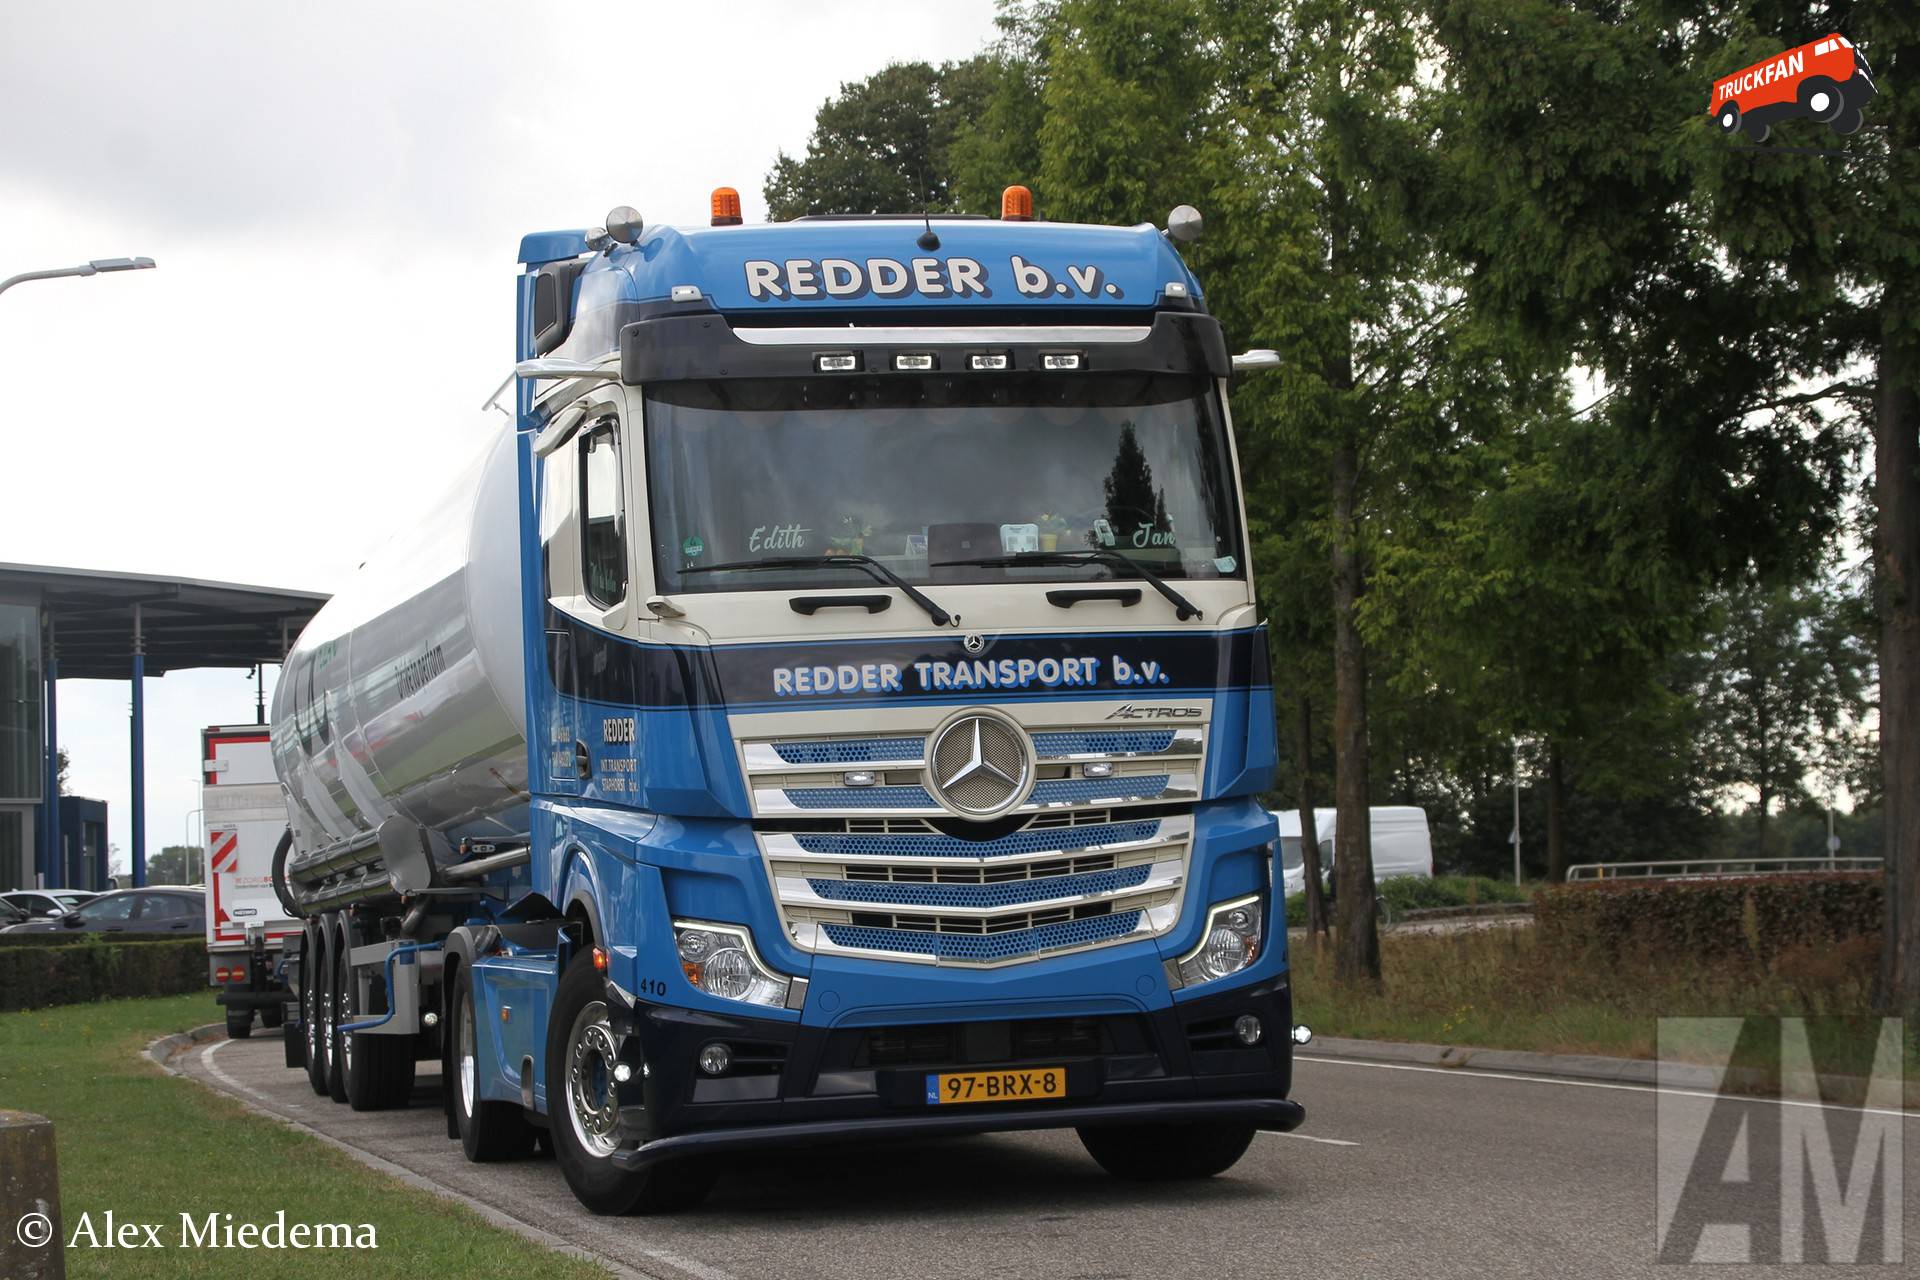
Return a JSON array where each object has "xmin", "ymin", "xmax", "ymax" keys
[{"xmin": 203, "ymin": 723, "xmax": 299, "ymax": 1038}]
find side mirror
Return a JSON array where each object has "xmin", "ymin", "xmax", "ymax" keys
[
  {"xmin": 61, "ymin": 914, "xmax": 84, "ymax": 928},
  {"xmin": 1231, "ymin": 349, "xmax": 1281, "ymax": 372}
]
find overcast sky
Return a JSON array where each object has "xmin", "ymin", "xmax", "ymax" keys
[{"xmin": 1, "ymin": 0, "xmax": 1000, "ymax": 875}]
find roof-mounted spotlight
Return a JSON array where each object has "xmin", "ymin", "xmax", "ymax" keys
[
  {"xmin": 711, "ymin": 188, "xmax": 743, "ymax": 226},
  {"xmin": 585, "ymin": 226, "xmax": 615, "ymax": 252},
  {"xmin": 605, "ymin": 206, "xmax": 644, "ymax": 245},
  {"xmin": 1166, "ymin": 204, "xmax": 1203, "ymax": 244}
]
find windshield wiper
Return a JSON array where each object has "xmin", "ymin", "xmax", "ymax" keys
[
  {"xmin": 930, "ymin": 549, "xmax": 1203, "ymax": 621},
  {"xmin": 680, "ymin": 555, "xmax": 954, "ymax": 627}
]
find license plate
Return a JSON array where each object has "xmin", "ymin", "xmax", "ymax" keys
[{"xmin": 925, "ymin": 1068, "xmax": 1067, "ymax": 1105}]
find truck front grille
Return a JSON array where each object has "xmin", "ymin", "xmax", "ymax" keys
[
  {"xmin": 740, "ymin": 723, "xmax": 1203, "ymax": 819},
  {"xmin": 760, "ymin": 813, "xmax": 1190, "ymax": 967}
]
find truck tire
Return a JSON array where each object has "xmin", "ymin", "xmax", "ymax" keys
[
  {"xmin": 450, "ymin": 961, "xmax": 534, "ymax": 1161},
  {"xmin": 325, "ymin": 916, "xmax": 350, "ymax": 1104},
  {"xmin": 225, "ymin": 1009, "xmax": 254, "ymax": 1039},
  {"xmin": 303, "ymin": 921, "xmax": 330, "ymax": 1095},
  {"xmin": 547, "ymin": 951, "xmax": 715, "ymax": 1214},
  {"xmin": 342, "ymin": 932, "xmax": 416, "ymax": 1112},
  {"xmin": 261, "ymin": 1002, "xmax": 285, "ymax": 1030},
  {"xmin": 1077, "ymin": 1120, "xmax": 1257, "ymax": 1181}
]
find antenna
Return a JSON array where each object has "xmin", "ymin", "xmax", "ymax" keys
[{"xmin": 914, "ymin": 153, "xmax": 940, "ymax": 250}]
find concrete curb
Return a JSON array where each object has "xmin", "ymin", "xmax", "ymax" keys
[
  {"xmin": 1305, "ymin": 1035, "xmax": 1920, "ymax": 1107},
  {"xmin": 144, "ymin": 1026, "xmax": 659, "ymax": 1280}
]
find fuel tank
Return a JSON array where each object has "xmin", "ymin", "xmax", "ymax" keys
[{"xmin": 271, "ymin": 426, "xmax": 528, "ymax": 871}]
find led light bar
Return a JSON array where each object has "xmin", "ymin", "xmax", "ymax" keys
[
  {"xmin": 815, "ymin": 352, "xmax": 859, "ymax": 372},
  {"xmin": 969, "ymin": 352, "xmax": 1010, "ymax": 371}
]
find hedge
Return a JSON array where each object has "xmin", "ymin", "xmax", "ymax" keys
[
  {"xmin": 0, "ymin": 937, "xmax": 207, "ymax": 1012},
  {"xmin": 0, "ymin": 930, "xmax": 187, "ymax": 948},
  {"xmin": 1286, "ymin": 874, "xmax": 1527, "ymax": 926},
  {"xmin": 1534, "ymin": 874, "xmax": 1881, "ymax": 963}
]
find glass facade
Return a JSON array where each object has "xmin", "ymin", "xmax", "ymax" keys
[{"xmin": 0, "ymin": 603, "xmax": 42, "ymax": 802}]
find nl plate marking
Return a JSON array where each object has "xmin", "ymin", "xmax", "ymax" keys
[{"xmin": 925, "ymin": 1068, "xmax": 1066, "ymax": 1105}]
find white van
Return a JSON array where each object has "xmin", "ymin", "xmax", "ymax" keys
[{"xmin": 1273, "ymin": 806, "xmax": 1434, "ymax": 897}]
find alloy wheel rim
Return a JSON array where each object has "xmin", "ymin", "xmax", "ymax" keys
[{"xmin": 565, "ymin": 1000, "xmax": 621, "ymax": 1158}]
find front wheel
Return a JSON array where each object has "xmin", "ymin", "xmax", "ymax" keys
[
  {"xmin": 1716, "ymin": 102, "xmax": 1741, "ymax": 135},
  {"xmin": 1078, "ymin": 1120, "xmax": 1257, "ymax": 1180},
  {"xmin": 546, "ymin": 951, "xmax": 715, "ymax": 1214}
]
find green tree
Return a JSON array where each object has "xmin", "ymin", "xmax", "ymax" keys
[
  {"xmin": 147, "ymin": 845, "xmax": 201, "ymax": 886},
  {"xmin": 1693, "ymin": 572, "xmax": 1875, "ymax": 855},
  {"xmin": 764, "ymin": 59, "xmax": 1002, "ymax": 219},
  {"xmin": 1428, "ymin": 0, "xmax": 1914, "ymax": 1012}
]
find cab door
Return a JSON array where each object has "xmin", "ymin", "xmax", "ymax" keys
[{"xmin": 536, "ymin": 388, "xmax": 639, "ymax": 801}]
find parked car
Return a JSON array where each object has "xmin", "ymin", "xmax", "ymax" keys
[
  {"xmin": 3, "ymin": 887, "xmax": 205, "ymax": 935},
  {"xmin": 0, "ymin": 889, "xmax": 99, "ymax": 920},
  {"xmin": 1273, "ymin": 806, "xmax": 1435, "ymax": 897},
  {"xmin": 0, "ymin": 897, "xmax": 28, "ymax": 929}
]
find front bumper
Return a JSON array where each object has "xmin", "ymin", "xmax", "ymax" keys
[{"xmin": 604, "ymin": 975, "xmax": 1301, "ymax": 1169}]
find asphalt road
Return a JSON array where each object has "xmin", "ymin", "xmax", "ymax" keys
[{"xmin": 171, "ymin": 1032, "xmax": 1918, "ymax": 1280}]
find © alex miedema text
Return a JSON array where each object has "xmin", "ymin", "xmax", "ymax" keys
[{"xmin": 65, "ymin": 1210, "xmax": 378, "ymax": 1250}]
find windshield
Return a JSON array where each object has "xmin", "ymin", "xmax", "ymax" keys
[{"xmin": 644, "ymin": 373, "xmax": 1244, "ymax": 594}]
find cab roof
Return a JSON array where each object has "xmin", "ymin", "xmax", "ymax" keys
[{"xmin": 520, "ymin": 217, "xmax": 1205, "ymax": 331}]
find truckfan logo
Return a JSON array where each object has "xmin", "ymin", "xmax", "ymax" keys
[
  {"xmin": 925, "ymin": 709, "xmax": 1034, "ymax": 818},
  {"xmin": 1711, "ymin": 33, "xmax": 1876, "ymax": 142}
]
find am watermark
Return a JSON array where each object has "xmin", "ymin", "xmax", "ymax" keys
[{"xmin": 1656, "ymin": 1017, "xmax": 1906, "ymax": 1264}]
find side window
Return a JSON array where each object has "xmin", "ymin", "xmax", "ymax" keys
[
  {"xmin": 541, "ymin": 435, "xmax": 578, "ymax": 602},
  {"xmin": 579, "ymin": 421, "xmax": 627, "ymax": 607},
  {"xmin": 81, "ymin": 894, "xmax": 138, "ymax": 922},
  {"xmin": 136, "ymin": 894, "xmax": 190, "ymax": 920}
]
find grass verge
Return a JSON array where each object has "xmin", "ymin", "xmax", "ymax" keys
[
  {"xmin": 0, "ymin": 993, "xmax": 608, "ymax": 1279},
  {"xmin": 1287, "ymin": 924, "xmax": 1920, "ymax": 1079}
]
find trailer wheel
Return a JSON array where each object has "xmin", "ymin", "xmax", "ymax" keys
[
  {"xmin": 225, "ymin": 1009, "xmax": 254, "ymax": 1039},
  {"xmin": 261, "ymin": 1002, "xmax": 285, "ymax": 1030},
  {"xmin": 547, "ymin": 951, "xmax": 716, "ymax": 1214},
  {"xmin": 1831, "ymin": 105, "xmax": 1864, "ymax": 136},
  {"xmin": 1077, "ymin": 1120, "xmax": 1256, "ymax": 1181},
  {"xmin": 303, "ymin": 920, "xmax": 329, "ymax": 1095},
  {"xmin": 325, "ymin": 915, "xmax": 350, "ymax": 1104},
  {"xmin": 342, "ymin": 932, "xmax": 416, "ymax": 1112},
  {"xmin": 450, "ymin": 961, "xmax": 534, "ymax": 1161}
]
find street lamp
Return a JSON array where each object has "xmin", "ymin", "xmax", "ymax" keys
[
  {"xmin": 183, "ymin": 807, "xmax": 203, "ymax": 886},
  {"xmin": 0, "ymin": 257, "xmax": 156, "ymax": 298}
]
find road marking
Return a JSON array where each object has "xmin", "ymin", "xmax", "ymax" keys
[
  {"xmin": 1297, "ymin": 1054, "xmax": 1915, "ymax": 1120},
  {"xmin": 1263, "ymin": 1130, "xmax": 1358, "ymax": 1147}
]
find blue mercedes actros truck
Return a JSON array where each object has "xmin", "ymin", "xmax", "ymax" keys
[{"xmin": 270, "ymin": 187, "xmax": 1307, "ymax": 1213}]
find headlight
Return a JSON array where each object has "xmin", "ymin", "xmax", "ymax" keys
[
  {"xmin": 673, "ymin": 920, "xmax": 791, "ymax": 1009},
  {"xmin": 1175, "ymin": 893, "xmax": 1265, "ymax": 988}
]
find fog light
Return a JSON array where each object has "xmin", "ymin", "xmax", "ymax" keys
[
  {"xmin": 1291, "ymin": 1024, "xmax": 1314, "ymax": 1046},
  {"xmin": 698, "ymin": 1043, "xmax": 732, "ymax": 1076},
  {"xmin": 1234, "ymin": 1015, "xmax": 1263, "ymax": 1046},
  {"xmin": 613, "ymin": 1062, "xmax": 633, "ymax": 1083}
]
